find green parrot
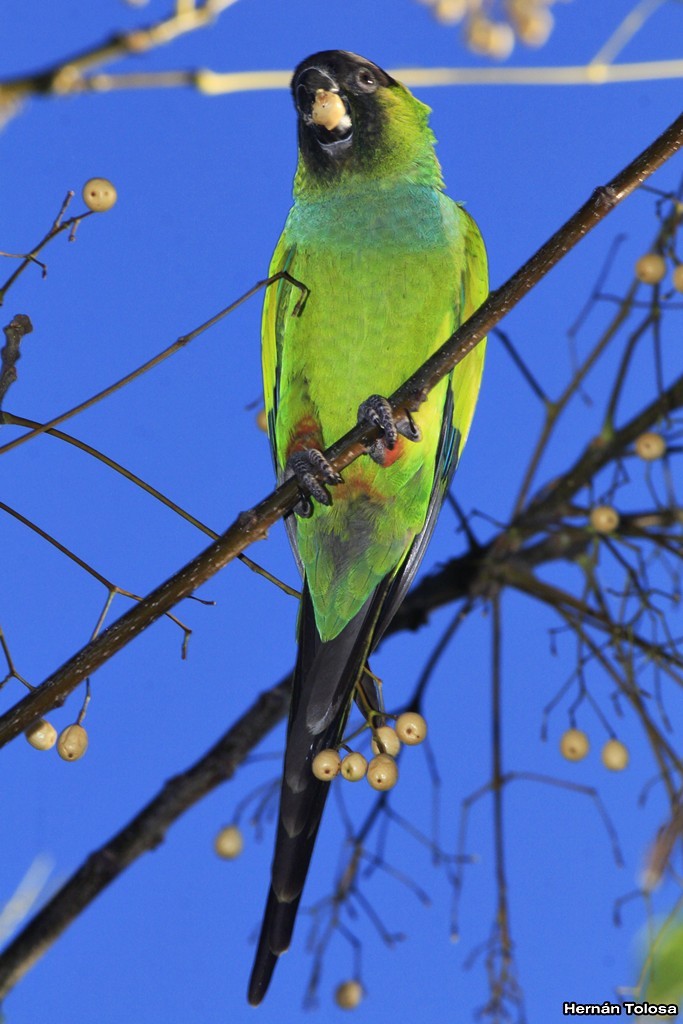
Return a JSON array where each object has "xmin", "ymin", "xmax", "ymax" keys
[{"xmin": 249, "ymin": 50, "xmax": 487, "ymax": 1004}]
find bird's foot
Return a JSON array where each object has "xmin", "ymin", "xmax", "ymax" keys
[
  {"xmin": 285, "ymin": 448, "xmax": 342, "ymax": 517},
  {"xmin": 358, "ymin": 394, "xmax": 421, "ymax": 465}
]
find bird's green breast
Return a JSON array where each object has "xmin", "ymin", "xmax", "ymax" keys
[
  {"xmin": 285, "ymin": 182, "xmax": 454, "ymax": 253},
  {"xmin": 278, "ymin": 184, "xmax": 465, "ymax": 444},
  {"xmin": 274, "ymin": 183, "xmax": 468, "ymax": 639}
]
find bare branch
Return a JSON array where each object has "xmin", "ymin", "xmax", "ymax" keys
[{"xmin": 0, "ymin": 315, "xmax": 32, "ymax": 408}]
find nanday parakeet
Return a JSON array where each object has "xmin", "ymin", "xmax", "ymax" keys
[{"xmin": 249, "ymin": 50, "xmax": 487, "ymax": 1004}]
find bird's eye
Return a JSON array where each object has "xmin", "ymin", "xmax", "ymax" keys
[{"xmin": 355, "ymin": 68, "xmax": 377, "ymax": 92}]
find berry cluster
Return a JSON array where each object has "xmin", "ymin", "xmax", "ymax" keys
[
  {"xmin": 312, "ymin": 712, "xmax": 428, "ymax": 792},
  {"xmin": 422, "ymin": 0, "xmax": 558, "ymax": 60},
  {"xmin": 560, "ymin": 728, "xmax": 629, "ymax": 771},
  {"xmin": 25, "ymin": 718, "xmax": 89, "ymax": 760},
  {"xmin": 588, "ymin": 430, "xmax": 668, "ymax": 536},
  {"xmin": 635, "ymin": 251, "xmax": 683, "ymax": 291}
]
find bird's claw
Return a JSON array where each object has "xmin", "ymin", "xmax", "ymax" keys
[
  {"xmin": 285, "ymin": 448, "xmax": 342, "ymax": 517},
  {"xmin": 358, "ymin": 394, "xmax": 421, "ymax": 465}
]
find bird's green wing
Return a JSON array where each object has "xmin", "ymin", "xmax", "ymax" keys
[
  {"xmin": 371, "ymin": 204, "xmax": 487, "ymax": 641},
  {"xmin": 450, "ymin": 207, "xmax": 488, "ymax": 452},
  {"xmin": 261, "ymin": 233, "xmax": 306, "ymax": 569},
  {"xmin": 262, "ymin": 232, "xmax": 297, "ymax": 470}
]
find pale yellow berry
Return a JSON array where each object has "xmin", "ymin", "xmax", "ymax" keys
[
  {"xmin": 673, "ymin": 265, "xmax": 683, "ymax": 293},
  {"xmin": 82, "ymin": 178, "xmax": 117, "ymax": 212},
  {"xmin": 466, "ymin": 16, "xmax": 496, "ymax": 52},
  {"xmin": 467, "ymin": 17, "xmax": 514, "ymax": 59},
  {"xmin": 506, "ymin": 0, "xmax": 535, "ymax": 16},
  {"xmin": 487, "ymin": 22, "xmax": 515, "ymax": 59},
  {"xmin": 371, "ymin": 725, "xmax": 401, "ymax": 757},
  {"xmin": 335, "ymin": 979, "xmax": 364, "ymax": 1009},
  {"xmin": 515, "ymin": 8, "xmax": 554, "ymax": 46},
  {"xmin": 560, "ymin": 728, "xmax": 589, "ymax": 762},
  {"xmin": 635, "ymin": 431, "xmax": 666, "ymax": 461},
  {"xmin": 590, "ymin": 505, "xmax": 620, "ymax": 534},
  {"xmin": 312, "ymin": 748, "xmax": 341, "ymax": 781},
  {"xmin": 367, "ymin": 754, "xmax": 398, "ymax": 791},
  {"xmin": 395, "ymin": 712, "xmax": 428, "ymax": 746},
  {"xmin": 340, "ymin": 751, "xmax": 368, "ymax": 781},
  {"xmin": 25, "ymin": 718, "xmax": 57, "ymax": 751},
  {"xmin": 214, "ymin": 824, "xmax": 244, "ymax": 859},
  {"xmin": 433, "ymin": 0, "xmax": 467, "ymax": 25},
  {"xmin": 635, "ymin": 252, "xmax": 666, "ymax": 284},
  {"xmin": 57, "ymin": 723, "xmax": 88, "ymax": 761},
  {"xmin": 256, "ymin": 409, "xmax": 268, "ymax": 432},
  {"xmin": 602, "ymin": 738, "xmax": 629, "ymax": 771}
]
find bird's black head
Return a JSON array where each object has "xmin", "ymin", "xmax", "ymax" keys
[{"xmin": 291, "ymin": 50, "xmax": 399, "ymax": 178}]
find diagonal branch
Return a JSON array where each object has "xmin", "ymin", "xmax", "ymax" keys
[
  {"xmin": 0, "ymin": 271, "xmax": 308, "ymax": 457},
  {"xmin": 0, "ymin": 110, "xmax": 680, "ymax": 750}
]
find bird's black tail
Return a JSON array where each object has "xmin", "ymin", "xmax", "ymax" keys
[{"xmin": 247, "ymin": 581, "xmax": 386, "ymax": 1005}]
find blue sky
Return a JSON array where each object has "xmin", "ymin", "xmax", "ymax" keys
[{"xmin": 1, "ymin": 1, "xmax": 682, "ymax": 1022}]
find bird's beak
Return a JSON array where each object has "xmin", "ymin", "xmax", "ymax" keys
[{"xmin": 293, "ymin": 66, "xmax": 353, "ymax": 152}]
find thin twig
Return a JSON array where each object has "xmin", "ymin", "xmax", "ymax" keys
[
  {"xmin": 0, "ymin": 411, "xmax": 299, "ymax": 599},
  {"xmin": 0, "ymin": 272, "xmax": 308, "ymax": 458}
]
